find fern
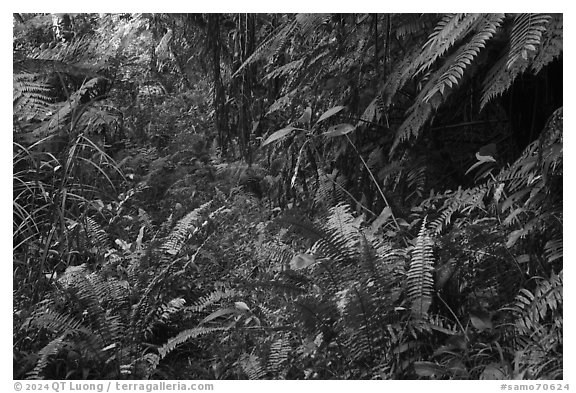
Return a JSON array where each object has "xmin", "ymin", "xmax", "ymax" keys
[
  {"xmin": 239, "ymin": 353, "xmax": 267, "ymax": 379},
  {"xmin": 267, "ymin": 333, "xmax": 291, "ymax": 377},
  {"xmin": 512, "ymin": 271, "xmax": 562, "ymax": 335},
  {"xmin": 233, "ymin": 19, "xmax": 298, "ymax": 78},
  {"xmin": 407, "ymin": 219, "xmax": 434, "ymax": 319},
  {"xmin": 13, "ymin": 73, "xmax": 54, "ymax": 122},
  {"xmin": 395, "ymin": 14, "xmax": 434, "ymax": 40},
  {"xmin": 25, "ymin": 264, "xmax": 129, "ymax": 379},
  {"xmin": 27, "ymin": 334, "xmax": 68, "ymax": 380},
  {"xmin": 481, "ymin": 13, "xmax": 559, "ymax": 109},
  {"xmin": 509, "ymin": 271, "xmax": 563, "ymax": 377},
  {"xmin": 531, "ymin": 14, "xmax": 562, "ymax": 74},
  {"xmin": 416, "ymin": 14, "xmax": 482, "ymax": 75},
  {"xmin": 391, "ymin": 99, "xmax": 435, "ymax": 153},
  {"xmin": 161, "ymin": 201, "xmax": 212, "ymax": 257},
  {"xmin": 423, "ymin": 14, "xmax": 505, "ymax": 102},
  {"xmin": 507, "ymin": 14, "xmax": 551, "ymax": 69},
  {"xmin": 189, "ymin": 288, "xmax": 238, "ymax": 313},
  {"xmin": 429, "ymin": 184, "xmax": 490, "ymax": 234},
  {"xmin": 84, "ymin": 216, "xmax": 110, "ymax": 250},
  {"xmin": 157, "ymin": 326, "xmax": 228, "ymax": 360},
  {"xmin": 264, "ymin": 58, "xmax": 305, "ymax": 81},
  {"xmin": 294, "ymin": 13, "xmax": 329, "ymax": 37}
]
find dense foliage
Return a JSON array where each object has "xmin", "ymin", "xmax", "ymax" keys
[{"xmin": 13, "ymin": 13, "xmax": 562, "ymax": 380}]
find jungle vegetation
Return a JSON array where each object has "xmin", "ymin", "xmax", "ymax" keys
[{"xmin": 13, "ymin": 13, "xmax": 562, "ymax": 380}]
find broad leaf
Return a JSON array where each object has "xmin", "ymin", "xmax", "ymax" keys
[
  {"xmin": 323, "ymin": 123, "xmax": 356, "ymax": 138},
  {"xmin": 262, "ymin": 126, "xmax": 302, "ymax": 146},
  {"xmin": 316, "ymin": 105, "xmax": 345, "ymax": 124},
  {"xmin": 470, "ymin": 312, "xmax": 493, "ymax": 332},
  {"xmin": 234, "ymin": 301, "xmax": 251, "ymax": 312},
  {"xmin": 296, "ymin": 106, "xmax": 312, "ymax": 124},
  {"xmin": 289, "ymin": 253, "xmax": 316, "ymax": 270}
]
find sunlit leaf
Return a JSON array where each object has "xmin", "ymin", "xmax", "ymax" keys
[
  {"xmin": 289, "ymin": 253, "xmax": 316, "ymax": 270},
  {"xmin": 323, "ymin": 123, "xmax": 355, "ymax": 138},
  {"xmin": 234, "ymin": 301, "xmax": 251, "ymax": 312},
  {"xmin": 261, "ymin": 126, "xmax": 302, "ymax": 146},
  {"xmin": 296, "ymin": 106, "xmax": 312, "ymax": 124},
  {"xmin": 316, "ymin": 105, "xmax": 345, "ymax": 123}
]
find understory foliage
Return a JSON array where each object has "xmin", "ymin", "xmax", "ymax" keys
[{"xmin": 14, "ymin": 13, "xmax": 561, "ymax": 380}]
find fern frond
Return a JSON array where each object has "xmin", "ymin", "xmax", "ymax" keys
[
  {"xmin": 511, "ymin": 271, "xmax": 562, "ymax": 336},
  {"xmin": 239, "ymin": 353, "xmax": 267, "ymax": 379},
  {"xmin": 29, "ymin": 308, "xmax": 86, "ymax": 335},
  {"xmin": 157, "ymin": 326, "xmax": 228, "ymax": 360},
  {"xmin": 27, "ymin": 334, "xmax": 68, "ymax": 379},
  {"xmin": 294, "ymin": 13, "xmax": 329, "ymax": 37},
  {"xmin": 13, "ymin": 73, "xmax": 54, "ymax": 122},
  {"xmin": 288, "ymin": 203, "xmax": 361, "ymax": 266},
  {"xmin": 161, "ymin": 201, "xmax": 212, "ymax": 257},
  {"xmin": 144, "ymin": 298, "xmax": 186, "ymax": 340},
  {"xmin": 313, "ymin": 169, "xmax": 348, "ymax": 207},
  {"xmin": 395, "ymin": 14, "xmax": 434, "ymax": 40},
  {"xmin": 423, "ymin": 14, "xmax": 505, "ymax": 102},
  {"xmin": 429, "ymin": 184, "xmax": 490, "ymax": 234},
  {"xmin": 507, "ymin": 14, "xmax": 551, "ymax": 70},
  {"xmin": 85, "ymin": 216, "xmax": 110, "ymax": 250},
  {"xmin": 544, "ymin": 239, "xmax": 562, "ymax": 264},
  {"xmin": 380, "ymin": 44, "xmax": 422, "ymax": 110},
  {"xmin": 417, "ymin": 14, "xmax": 482, "ymax": 75},
  {"xmin": 407, "ymin": 219, "xmax": 434, "ymax": 319},
  {"xmin": 480, "ymin": 54, "xmax": 527, "ymax": 110},
  {"xmin": 232, "ymin": 19, "xmax": 298, "ymax": 78},
  {"xmin": 31, "ymin": 77, "xmax": 107, "ymax": 139},
  {"xmin": 264, "ymin": 58, "xmax": 304, "ymax": 81},
  {"xmin": 267, "ymin": 334, "xmax": 292, "ymax": 377},
  {"xmin": 390, "ymin": 99, "xmax": 435, "ymax": 153},
  {"xmin": 531, "ymin": 14, "xmax": 562, "ymax": 74},
  {"xmin": 189, "ymin": 289, "xmax": 238, "ymax": 313}
]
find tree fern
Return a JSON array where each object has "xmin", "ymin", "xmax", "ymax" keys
[{"xmin": 407, "ymin": 219, "xmax": 434, "ymax": 319}]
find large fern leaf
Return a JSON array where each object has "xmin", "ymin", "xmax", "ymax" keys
[
  {"xmin": 407, "ymin": 219, "xmax": 435, "ymax": 319},
  {"xmin": 507, "ymin": 14, "xmax": 551, "ymax": 69},
  {"xmin": 531, "ymin": 14, "xmax": 562, "ymax": 74},
  {"xmin": 416, "ymin": 14, "xmax": 482, "ymax": 75},
  {"xmin": 423, "ymin": 14, "xmax": 505, "ymax": 102}
]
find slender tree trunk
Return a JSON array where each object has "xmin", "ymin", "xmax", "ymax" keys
[{"xmin": 208, "ymin": 14, "xmax": 229, "ymax": 154}]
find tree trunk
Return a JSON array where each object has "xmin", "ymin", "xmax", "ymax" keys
[{"xmin": 208, "ymin": 14, "xmax": 229, "ymax": 155}]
